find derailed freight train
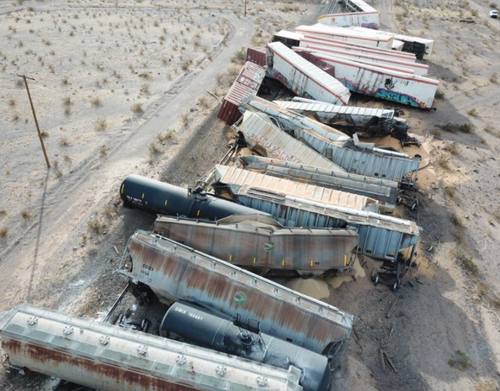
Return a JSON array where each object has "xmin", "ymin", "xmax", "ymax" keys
[
  {"xmin": 119, "ymin": 230, "xmax": 354, "ymax": 364},
  {"xmin": 0, "ymin": 303, "xmax": 303, "ymax": 391},
  {"xmin": 161, "ymin": 301, "xmax": 331, "ymax": 391},
  {"xmin": 154, "ymin": 215, "xmax": 359, "ymax": 277}
]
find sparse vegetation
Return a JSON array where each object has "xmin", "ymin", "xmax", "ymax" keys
[
  {"xmin": 231, "ymin": 47, "xmax": 246, "ymax": 64},
  {"xmin": 452, "ymin": 246, "xmax": 478, "ymax": 275},
  {"xmin": 100, "ymin": 145, "xmax": 108, "ymax": 156},
  {"xmin": 448, "ymin": 350, "xmax": 470, "ymax": 370},
  {"xmin": 8, "ymin": 98, "xmax": 16, "ymax": 107},
  {"xmin": 444, "ymin": 186, "xmax": 457, "ymax": 199},
  {"xmin": 21, "ymin": 210, "xmax": 31, "ymax": 220},
  {"xmin": 157, "ymin": 129, "xmax": 175, "ymax": 142},
  {"xmin": 484, "ymin": 124, "xmax": 494, "ymax": 133},
  {"xmin": 446, "ymin": 143, "xmax": 460, "ymax": 156},
  {"xmin": 467, "ymin": 108, "xmax": 478, "ymax": 117},
  {"xmin": 131, "ymin": 103, "xmax": 143, "ymax": 114},
  {"xmin": 90, "ymin": 97, "xmax": 102, "ymax": 107},
  {"xmin": 0, "ymin": 227, "xmax": 8, "ymax": 237},
  {"xmin": 87, "ymin": 218, "xmax": 103, "ymax": 234},
  {"xmin": 59, "ymin": 137, "xmax": 70, "ymax": 147},
  {"xmin": 149, "ymin": 141, "xmax": 161, "ymax": 155},
  {"xmin": 450, "ymin": 212, "xmax": 464, "ymax": 227},
  {"xmin": 437, "ymin": 154, "xmax": 451, "ymax": 170},
  {"xmin": 435, "ymin": 90, "xmax": 445, "ymax": 99},
  {"xmin": 95, "ymin": 118, "xmax": 108, "ymax": 131},
  {"xmin": 441, "ymin": 123, "xmax": 474, "ymax": 134},
  {"xmin": 40, "ymin": 131, "xmax": 49, "ymax": 138}
]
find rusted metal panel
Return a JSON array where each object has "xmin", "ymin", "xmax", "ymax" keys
[
  {"xmin": 217, "ymin": 61, "xmax": 266, "ymax": 125},
  {"xmin": 266, "ymin": 42, "xmax": 350, "ymax": 105},
  {"xmin": 237, "ymin": 155, "xmax": 400, "ymax": 206},
  {"xmin": 232, "ymin": 187, "xmax": 419, "ymax": 261},
  {"xmin": 238, "ymin": 110, "xmax": 345, "ymax": 172},
  {"xmin": 154, "ymin": 215, "xmax": 359, "ymax": 276},
  {"xmin": 293, "ymin": 48, "xmax": 336, "ymax": 78},
  {"xmin": 0, "ymin": 304, "xmax": 303, "ymax": 391},
  {"xmin": 214, "ymin": 164, "xmax": 379, "ymax": 212},
  {"xmin": 120, "ymin": 230, "xmax": 354, "ymax": 359},
  {"xmin": 246, "ymin": 47, "xmax": 267, "ymax": 67}
]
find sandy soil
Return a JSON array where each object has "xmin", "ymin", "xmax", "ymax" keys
[{"xmin": 1, "ymin": 0, "xmax": 500, "ymax": 390}]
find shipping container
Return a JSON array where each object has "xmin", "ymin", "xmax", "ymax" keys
[
  {"xmin": 238, "ymin": 155, "xmax": 400, "ymax": 206},
  {"xmin": 275, "ymin": 98, "xmax": 409, "ymax": 139},
  {"xmin": 294, "ymin": 47, "xmax": 416, "ymax": 75},
  {"xmin": 238, "ymin": 110, "xmax": 345, "ymax": 172},
  {"xmin": 246, "ymin": 47, "xmax": 267, "ymax": 67},
  {"xmin": 231, "ymin": 187, "xmax": 419, "ymax": 261},
  {"xmin": 0, "ymin": 304, "xmax": 303, "ymax": 391},
  {"xmin": 217, "ymin": 61, "xmax": 266, "ymax": 125},
  {"xmin": 154, "ymin": 215, "xmax": 359, "ymax": 276},
  {"xmin": 294, "ymin": 45, "xmax": 429, "ymax": 76},
  {"xmin": 266, "ymin": 42, "xmax": 350, "ymax": 105},
  {"xmin": 214, "ymin": 164, "xmax": 379, "ymax": 212},
  {"xmin": 318, "ymin": 0, "xmax": 380, "ymax": 29},
  {"xmin": 306, "ymin": 53, "xmax": 438, "ymax": 109},
  {"xmin": 273, "ymin": 30, "xmax": 303, "ymax": 48},
  {"xmin": 119, "ymin": 230, "xmax": 355, "ymax": 361},
  {"xmin": 349, "ymin": 27, "xmax": 435, "ymax": 59},
  {"xmin": 295, "ymin": 23, "xmax": 393, "ymax": 49},
  {"xmin": 299, "ymin": 35, "xmax": 416, "ymax": 60}
]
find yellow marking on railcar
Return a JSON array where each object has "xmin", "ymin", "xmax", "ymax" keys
[
  {"xmin": 197, "ymin": 210, "xmax": 200, "ymax": 217},
  {"xmin": 253, "ymin": 257, "xmax": 256, "ymax": 264},
  {"xmin": 164, "ymin": 200, "xmax": 168, "ymax": 206},
  {"xmin": 141, "ymin": 193, "xmax": 145, "ymax": 199},
  {"xmin": 229, "ymin": 255, "xmax": 233, "ymax": 262},
  {"xmin": 120, "ymin": 184, "xmax": 124, "ymax": 194},
  {"xmin": 344, "ymin": 255, "xmax": 347, "ymax": 266},
  {"xmin": 310, "ymin": 259, "xmax": 314, "ymax": 267},
  {"xmin": 281, "ymin": 259, "xmax": 285, "ymax": 266}
]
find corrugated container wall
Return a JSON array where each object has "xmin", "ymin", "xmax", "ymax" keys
[
  {"xmin": 217, "ymin": 61, "xmax": 266, "ymax": 125},
  {"xmin": 293, "ymin": 48, "xmax": 336, "ymax": 78},
  {"xmin": 246, "ymin": 47, "xmax": 267, "ymax": 67}
]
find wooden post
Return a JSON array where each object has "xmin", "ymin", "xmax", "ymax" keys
[{"xmin": 18, "ymin": 75, "xmax": 50, "ymax": 168}]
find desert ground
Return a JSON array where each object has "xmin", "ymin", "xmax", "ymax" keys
[{"xmin": 1, "ymin": 0, "xmax": 500, "ymax": 390}]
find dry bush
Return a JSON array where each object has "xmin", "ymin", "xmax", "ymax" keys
[
  {"xmin": 90, "ymin": 97, "xmax": 102, "ymax": 107},
  {"xmin": 21, "ymin": 210, "xmax": 31, "ymax": 219},
  {"xmin": 95, "ymin": 118, "xmax": 107, "ymax": 131},
  {"xmin": 0, "ymin": 227, "xmax": 8, "ymax": 237},
  {"xmin": 131, "ymin": 103, "xmax": 143, "ymax": 114},
  {"xmin": 59, "ymin": 137, "xmax": 70, "ymax": 147}
]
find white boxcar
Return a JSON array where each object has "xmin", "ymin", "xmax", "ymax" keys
[
  {"xmin": 305, "ymin": 53, "xmax": 439, "ymax": 109},
  {"xmin": 299, "ymin": 35, "xmax": 416, "ymax": 60},
  {"xmin": 295, "ymin": 24, "xmax": 393, "ymax": 49},
  {"xmin": 294, "ymin": 47, "xmax": 416, "ymax": 76},
  {"xmin": 295, "ymin": 45, "xmax": 429, "ymax": 76},
  {"xmin": 318, "ymin": 0, "xmax": 380, "ymax": 29},
  {"xmin": 266, "ymin": 41, "xmax": 350, "ymax": 105},
  {"xmin": 350, "ymin": 27, "xmax": 435, "ymax": 59}
]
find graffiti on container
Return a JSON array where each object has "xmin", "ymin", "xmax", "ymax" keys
[
  {"xmin": 268, "ymin": 69, "xmax": 292, "ymax": 91},
  {"xmin": 251, "ymin": 135, "xmax": 302, "ymax": 164},
  {"xmin": 375, "ymin": 89, "xmax": 423, "ymax": 109},
  {"xmin": 337, "ymin": 78, "xmax": 426, "ymax": 109}
]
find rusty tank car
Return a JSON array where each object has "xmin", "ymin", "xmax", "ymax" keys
[
  {"xmin": 0, "ymin": 303, "xmax": 303, "ymax": 391},
  {"xmin": 119, "ymin": 230, "xmax": 354, "ymax": 363},
  {"xmin": 154, "ymin": 215, "xmax": 359, "ymax": 277}
]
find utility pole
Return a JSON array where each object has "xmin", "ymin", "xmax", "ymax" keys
[{"xmin": 18, "ymin": 74, "xmax": 50, "ymax": 169}]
